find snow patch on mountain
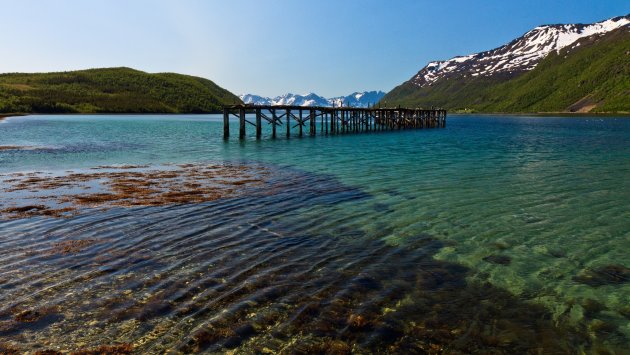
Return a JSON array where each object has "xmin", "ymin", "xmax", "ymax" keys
[
  {"xmin": 240, "ymin": 94, "xmax": 273, "ymax": 106},
  {"xmin": 411, "ymin": 15, "xmax": 630, "ymax": 87},
  {"xmin": 239, "ymin": 91, "xmax": 386, "ymax": 108}
]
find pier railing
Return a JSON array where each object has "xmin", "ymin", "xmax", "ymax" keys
[{"xmin": 223, "ymin": 104, "xmax": 446, "ymax": 139}]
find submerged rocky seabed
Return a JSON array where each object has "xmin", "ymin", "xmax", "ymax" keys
[
  {"xmin": 0, "ymin": 163, "xmax": 271, "ymax": 219},
  {"xmin": 0, "ymin": 114, "xmax": 629, "ymax": 353},
  {"xmin": 0, "ymin": 163, "xmax": 628, "ymax": 354}
]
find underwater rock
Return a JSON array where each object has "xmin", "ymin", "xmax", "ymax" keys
[
  {"xmin": 372, "ymin": 203, "xmax": 393, "ymax": 213},
  {"xmin": 49, "ymin": 239, "xmax": 96, "ymax": 255},
  {"xmin": 406, "ymin": 233, "xmax": 440, "ymax": 250},
  {"xmin": 0, "ymin": 343, "xmax": 20, "ymax": 355},
  {"xmin": 581, "ymin": 299, "xmax": 606, "ymax": 318},
  {"xmin": 34, "ymin": 350, "xmax": 62, "ymax": 355},
  {"xmin": 351, "ymin": 275, "xmax": 381, "ymax": 291},
  {"xmin": 112, "ymin": 296, "xmax": 173, "ymax": 322},
  {"xmin": 71, "ymin": 343, "xmax": 133, "ymax": 354},
  {"xmin": 288, "ymin": 338, "xmax": 352, "ymax": 354},
  {"xmin": 493, "ymin": 241, "xmax": 510, "ymax": 250},
  {"xmin": 234, "ymin": 323, "xmax": 256, "ymax": 337},
  {"xmin": 573, "ymin": 264, "xmax": 630, "ymax": 287},
  {"xmin": 325, "ymin": 340, "xmax": 352, "ymax": 354},
  {"xmin": 548, "ymin": 249, "xmax": 566, "ymax": 258},
  {"xmin": 222, "ymin": 336, "xmax": 243, "ymax": 349},
  {"xmin": 347, "ymin": 314, "xmax": 371, "ymax": 330},
  {"xmin": 190, "ymin": 326, "xmax": 236, "ymax": 351},
  {"xmin": 482, "ymin": 255, "xmax": 511, "ymax": 265},
  {"xmin": 13, "ymin": 306, "xmax": 59, "ymax": 324},
  {"xmin": 370, "ymin": 325, "xmax": 404, "ymax": 345},
  {"xmin": 619, "ymin": 307, "xmax": 630, "ymax": 319},
  {"xmin": 0, "ymin": 306, "xmax": 61, "ymax": 337},
  {"xmin": 588, "ymin": 319, "xmax": 618, "ymax": 335},
  {"xmin": 14, "ymin": 309, "xmax": 44, "ymax": 323}
]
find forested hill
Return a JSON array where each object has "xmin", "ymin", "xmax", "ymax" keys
[{"xmin": 0, "ymin": 67, "xmax": 242, "ymax": 114}]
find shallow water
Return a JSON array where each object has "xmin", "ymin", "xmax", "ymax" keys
[{"xmin": 1, "ymin": 114, "xmax": 629, "ymax": 352}]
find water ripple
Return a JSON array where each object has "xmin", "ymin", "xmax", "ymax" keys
[{"xmin": 0, "ymin": 165, "xmax": 605, "ymax": 353}]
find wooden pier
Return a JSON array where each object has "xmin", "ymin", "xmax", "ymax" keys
[{"xmin": 222, "ymin": 105, "xmax": 446, "ymax": 139}]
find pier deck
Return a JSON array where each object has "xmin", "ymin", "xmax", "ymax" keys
[{"xmin": 223, "ymin": 104, "xmax": 446, "ymax": 139}]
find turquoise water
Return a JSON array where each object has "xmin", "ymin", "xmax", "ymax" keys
[{"xmin": 1, "ymin": 114, "xmax": 629, "ymax": 352}]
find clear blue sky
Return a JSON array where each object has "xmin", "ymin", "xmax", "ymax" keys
[{"xmin": 1, "ymin": 0, "xmax": 628, "ymax": 97}]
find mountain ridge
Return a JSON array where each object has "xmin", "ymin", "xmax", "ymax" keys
[
  {"xmin": 382, "ymin": 15, "xmax": 630, "ymax": 113},
  {"xmin": 409, "ymin": 15, "xmax": 629, "ymax": 88},
  {"xmin": 240, "ymin": 91, "xmax": 386, "ymax": 108}
]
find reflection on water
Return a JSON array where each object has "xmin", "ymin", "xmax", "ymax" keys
[{"xmin": 0, "ymin": 166, "xmax": 616, "ymax": 353}]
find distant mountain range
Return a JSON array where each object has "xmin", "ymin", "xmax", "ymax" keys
[
  {"xmin": 240, "ymin": 91, "xmax": 386, "ymax": 108},
  {"xmin": 382, "ymin": 15, "xmax": 630, "ymax": 113}
]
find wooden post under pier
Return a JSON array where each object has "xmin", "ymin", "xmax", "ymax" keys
[
  {"xmin": 286, "ymin": 109, "xmax": 291, "ymax": 138},
  {"xmin": 271, "ymin": 109, "xmax": 277, "ymax": 139},
  {"xmin": 223, "ymin": 110, "xmax": 230, "ymax": 139},
  {"xmin": 298, "ymin": 109, "xmax": 303, "ymax": 137},
  {"xmin": 255, "ymin": 108, "xmax": 262, "ymax": 139},
  {"xmin": 310, "ymin": 109, "xmax": 316, "ymax": 136},
  {"xmin": 222, "ymin": 105, "xmax": 447, "ymax": 139},
  {"xmin": 239, "ymin": 108, "xmax": 246, "ymax": 139}
]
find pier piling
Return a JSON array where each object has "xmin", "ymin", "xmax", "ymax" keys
[{"xmin": 222, "ymin": 105, "xmax": 447, "ymax": 139}]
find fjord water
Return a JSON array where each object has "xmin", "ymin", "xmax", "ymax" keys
[{"xmin": 1, "ymin": 114, "xmax": 629, "ymax": 352}]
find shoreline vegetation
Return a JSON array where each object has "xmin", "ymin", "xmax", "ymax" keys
[
  {"xmin": 0, "ymin": 67, "xmax": 242, "ymax": 115},
  {"xmin": 1, "ymin": 64, "xmax": 628, "ymax": 117}
]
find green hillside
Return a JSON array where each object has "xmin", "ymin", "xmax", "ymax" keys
[
  {"xmin": 0, "ymin": 67, "xmax": 242, "ymax": 114},
  {"xmin": 382, "ymin": 27, "xmax": 630, "ymax": 113}
]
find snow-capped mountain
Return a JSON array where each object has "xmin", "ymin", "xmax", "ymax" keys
[
  {"xmin": 240, "ymin": 93, "xmax": 329, "ymax": 106},
  {"xmin": 328, "ymin": 91, "xmax": 388, "ymax": 108},
  {"xmin": 239, "ymin": 91, "xmax": 385, "ymax": 108},
  {"xmin": 276, "ymin": 93, "xmax": 331, "ymax": 106},
  {"xmin": 239, "ymin": 94, "xmax": 273, "ymax": 106},
  {"xmin": 411, "ymin": 15, "xmax": 630, "ymax": 88}
]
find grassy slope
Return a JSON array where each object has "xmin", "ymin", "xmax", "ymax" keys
[
  {"xmin": 381, "ymin": 75, "xmax": 513, "ymax": 109},
  {"xmin": 382, "ymin": 27, "xmax": 630, "ymax": 113},
  {"xmin": 0, "ymin": 67, "xmax": 242, "ymax": 114}
]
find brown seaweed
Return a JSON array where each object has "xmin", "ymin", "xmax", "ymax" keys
[
  {"xmin": 49, "ymin": 240, "xmax": 96, "ymax": 255},
  {"xmin": 71, "ymin": 343, "xmax": 133, "ymax": 355},
  {"xmin": 0, "ymin": 163, "xmax": 270, "ymax": 219}
]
